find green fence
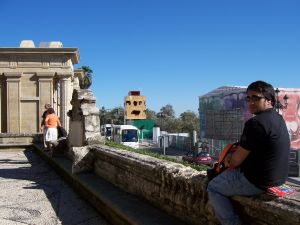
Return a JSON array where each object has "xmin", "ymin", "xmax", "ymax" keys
[{"xmin": 132, "ymin": 120, "xmax": 155, "ymax": 140}]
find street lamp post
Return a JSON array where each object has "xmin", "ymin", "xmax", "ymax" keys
[
  {"xmin": 274, "ymin": 88, "xmax": 288, "ymax": 113},
  {"xmin": 157, "ymin": 112, "xmax": 166, "ymax": 155}
]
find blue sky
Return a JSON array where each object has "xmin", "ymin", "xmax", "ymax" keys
[{"xmin": 1, "ymin": 0, "xmax": 300, "ymax": 116}]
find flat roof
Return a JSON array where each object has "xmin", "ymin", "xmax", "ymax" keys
[{"xmin": 0, "ymin": 47, "xmax": 80, "ymax": 64}]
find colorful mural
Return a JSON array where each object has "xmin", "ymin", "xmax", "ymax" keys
[{"xmin": 281, "ymin": 90, "xmax": 300, "ymax": 150}]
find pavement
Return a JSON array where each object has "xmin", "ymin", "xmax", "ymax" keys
[{"xmin": 0, "ymin": 148, "xmax": 110, "ymax": 225}]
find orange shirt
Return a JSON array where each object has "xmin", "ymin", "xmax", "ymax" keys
[{"xmin": 45, "ymin": 114, "xmax": 61, "ymax": 128}]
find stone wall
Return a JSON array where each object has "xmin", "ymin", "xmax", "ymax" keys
[
  {"xmin": 71, "ymin": 144, "xmax": 300, "ymax": 225},
  {"xmin": 0, "ymin": 133, "xmax": 42, "ymax": 145}
]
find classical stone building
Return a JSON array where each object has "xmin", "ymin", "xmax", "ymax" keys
[{"xmin": 0, "ymin": 40, "xmax": 82, "ymax": 133}]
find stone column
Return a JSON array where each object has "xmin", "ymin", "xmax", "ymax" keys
[
  {"xmin": 4, "ymin": 72, "xmax": 22, "ymax": 133},
  {"xmin": 58, "ymin": 73, "xmax": 72, "ymax": 131},
  {"xmin": 0, "ymin": 77, "xmax": 2, "ymax": 133},
  {"xmin": 36, "ymin": 72, "xmax": 55, "ymax": 127}
]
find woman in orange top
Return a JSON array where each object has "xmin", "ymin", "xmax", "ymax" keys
[{"xmin": 45, "ymin": 108, "xmax": 61, "ymax": 152}]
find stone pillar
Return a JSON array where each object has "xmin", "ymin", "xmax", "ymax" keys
[
  {"xmin": 4, "ymin": 72, "xmax": 22, "ymax": 133},
  {"xmin": 37, "ymin": 72, "xmax": 54, "ymax": 127},
  {"xmin": 68, "ymin": 89, "xmax": 104, "ymax": 150},
  {"xmin": 58, "ymin": 73, "xmax": 72, "ymax": 131},
  {"xmin": 0, "ymin": 77, "xmax": 2, "ymax": 133}
]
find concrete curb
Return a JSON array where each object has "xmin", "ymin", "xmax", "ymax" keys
[{"xmin": 33, "ymin": 144, "xmax": 187, "ymax": 225}]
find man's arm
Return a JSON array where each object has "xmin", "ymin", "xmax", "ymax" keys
[{"xmin": 225, "ymin": 145, "xmax": 250, "ymax": 169}]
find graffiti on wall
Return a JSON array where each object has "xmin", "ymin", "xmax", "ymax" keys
[{"xmin": 281, "ymin": 91, "xmax": 300, "ymax": 150}]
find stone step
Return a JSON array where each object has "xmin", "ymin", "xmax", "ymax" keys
[
  {"xmin": 33, "ymin": 144, "xmax": 187, "ymax": 225},
  {"xmin": 0, "ymin": 143, "xmax": 33, "ymax": 149}
]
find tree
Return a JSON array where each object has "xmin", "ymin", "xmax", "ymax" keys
[
  {"xmin": 100, "ymin": 107, "xmax": 124, "ymax": 125},
  {"xmin": 156, "ymin": 104, "xmax": 179, "ymax": 132},
  {"xmin": 146, "ymin": 109, "xmax": 157, "ymax": 120},
  {"xmin": 179, "ymin": 111, "xmax": 199, "ymax": 134},
  {"xmin": 80, "ymin": 66, "xmax": 93, "ymax": 89},
  {"xmin": 99, "ymin": 106, "xmax": 108, "ymax": 125},
  {"xmin": 179, "ymin": 111, "xmax": 200, "ymax": 148},
  {"xmin": 110, "ymin": 107, "xmax": 124, "ymax": 125},
  {"xmin": 159, "ymin": 104, "xmax": 175, "ymax": 118}
]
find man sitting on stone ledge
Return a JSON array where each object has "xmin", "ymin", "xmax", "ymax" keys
[{"xmin": 207, "ymin": 80, "xmax": 290, "ymax": 225}]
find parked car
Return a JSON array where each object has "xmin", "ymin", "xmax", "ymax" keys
[{"xmin": 182, "ymin": 151, "xmax": 213, "ymax": 166}]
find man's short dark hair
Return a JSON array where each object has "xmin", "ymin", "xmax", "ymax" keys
[{"xmin": 247, "ymin": 80, "xmax": 275, "ymax": 106}]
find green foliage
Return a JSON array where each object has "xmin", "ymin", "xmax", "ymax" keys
[
  {"xmin": 80, "ymin": 66, "xmax": 93, "ymax": 89},
  {"xmin": 179, "ymin": 110, "xmax": 199, "ymax": 134},
  {"xmin": 159, "ymin": 104, "xmax": 176, "ymax": 118},
  {"xmin": 155, "ymin": 104, "xmax": 181, "ymax": 132},
  {"xmin": 105, "ymin": 141, "xmax": 208, "ymax": 171},
  {"xmin": 150, "ymin": 104, "xmax": 199, "ymax": 134},
  {"xmin": 146, "ymin": 109, "xmax": 157, "ymax": 120},
  {"xmin": 100, "ymin": 106, "xmax": 124, "ymax": 125}
]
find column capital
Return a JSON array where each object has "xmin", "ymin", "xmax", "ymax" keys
[
  {"xmin": 36, "ymin": 72, "xmax": 55, "ymax": 78},
  {"xmin": 3, "ymin": 72, "xmax": 22, "ymax": 78},
  {"xmin": 4, "ymin": 72, "xmax": 22, "ymax": 81},
  {"xmin": 56, "ymin": 73, "xmax": 73, "ymax": 80}
]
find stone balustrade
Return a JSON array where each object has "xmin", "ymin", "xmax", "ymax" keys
[{"xmin": 70, "ymin": 144, "xmax": 300, "ymax": 225}]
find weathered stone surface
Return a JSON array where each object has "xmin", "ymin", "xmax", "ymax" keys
[
  {"xmin": 72, "ymin": 144, "xmax": 300, "ymax": 225},
  {"xmin": 68, "ymin": 89, "xmax": 104, "ymax": 148},
  {"xmin": 0, "ymin": 133, "xmax": 42, "ymax": 144},
  {"xmin": 71, "ymin": 146, "xmax": 95, "ymax": 174},
  {"xmin": 92, "ymin": 145, "xmax": 210, "ymax": 225}
]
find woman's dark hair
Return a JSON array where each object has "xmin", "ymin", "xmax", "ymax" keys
[
  {"xmin": 247, "ymin": 80, "xmax": 275, "ymax": 106},
  {"xmin": 47, "ymin": 108, "xmax": 55, "ymax": 114}
]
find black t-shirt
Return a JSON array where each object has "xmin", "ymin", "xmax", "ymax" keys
[{"xmin": 240, "ymin": 108, "xmax": 290, "ymax": 189}]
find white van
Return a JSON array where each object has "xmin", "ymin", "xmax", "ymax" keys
[
  {"xmin": 112, "ymin": 125, "xmax": 139, "ymax": 149},
  {"xmin": 101, "ymin": 124, "xmax": 112, "ymax": 140}
]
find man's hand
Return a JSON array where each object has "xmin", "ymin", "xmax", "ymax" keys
[{"xmin": 224, "ymin": 153, "xmax": 232, "ymax": 168}]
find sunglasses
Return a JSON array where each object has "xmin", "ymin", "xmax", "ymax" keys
[{"xmin": 246, "ymin": 95, "xmax": 265, "ymax": 102}]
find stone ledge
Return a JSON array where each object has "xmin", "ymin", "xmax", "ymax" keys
[
  {"xmin": 0, "ymin": 133, "xmax": 42, "ymax": 145},
  {"xmin": 85, "ymin": 145, "xmax": 300, "ymax": 225},
  {"xmin": 0, "ymin": 143, "xmax": 32, "ymax": 148}
]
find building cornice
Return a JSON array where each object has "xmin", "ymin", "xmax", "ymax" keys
[{"xmin": 0, "ymin": 48, "xmax": 80, "ymax": 64}]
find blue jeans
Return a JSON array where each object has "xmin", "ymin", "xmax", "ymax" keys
[{"xmin": 207, "ymin": 168, "xmax": 264, "ymax": 225}]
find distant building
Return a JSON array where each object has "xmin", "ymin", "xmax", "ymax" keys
[
  {"xmin": 0, "ymin": 40, "xmax": 81, "ymax": 133},
  {"xmin": 124, "ymin": 91, "xmax": 146, "ymax": 121},
  {"xmin": 199, "ymin": 86, "xmax": 300, "ymax": 176}
]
